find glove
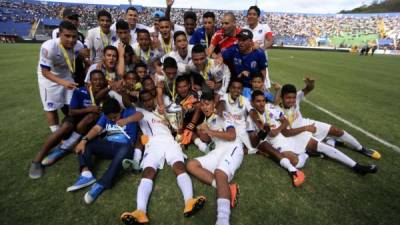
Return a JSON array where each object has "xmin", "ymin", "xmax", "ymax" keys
[
  {"xmin": 140, "ymin": 135, "xmax": 149, "ymax": 145},
  {"xmin": 181, "ymin": 129, "xmax": 193, "ymax": 145}
]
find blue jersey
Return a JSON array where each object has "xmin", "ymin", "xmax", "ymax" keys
[
  {"xmin": 222, "ymin": 45, "xmax": 268, "ymax": 87},
  {"xmin": 190, "ymin": 27, "xmax": 213, "ymax": 47},
  {"xmin": 242, "ymin": 87, "xmax": 275, "ymax": 103},
  {"xmin": 97, "ymin": 107, "xmax": 139, "ymax": 144},
  {"xmin": 69, "ymin": 87, "xmax": 93, "ymax": 109}
]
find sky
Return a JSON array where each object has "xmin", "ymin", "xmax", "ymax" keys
[{"xmin": 42, "ymin": 0, "xmax": 376, "ymax": 13}]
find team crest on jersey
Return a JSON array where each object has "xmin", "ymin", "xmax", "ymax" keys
[
  {"xmin": 112, "ymin": 36, "xmax": 117, "ymax": 42},
  {"xmin": 47, "ymin": 102, "xmax": 54, "ymax": 107},
  {"xmin": 251, "ymin": 61, "xmax": 257, "ymax": 68},
  {"xmin": 258, "ymin": 29, "xmax": 262, "ymax": 33},
  {"xmin": 233, "ymin": 58, "xmax": 242, "ymax": 65}
]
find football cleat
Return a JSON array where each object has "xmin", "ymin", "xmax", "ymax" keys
[
  {"xmin": 122, "ymin": 159, "xmax": 142, "ymax": 174},
  {"xmin": 291, "ymin": 170, "xmax": 305, "ymax": 187},
  {"xmin": 229, "ymin": 183, "xmax": 240, "ymax": 208},
  {"xmin": 353, "ymin": 163, "xmax": 378, "ymax": 175},
  {"xmin": 183, "ymin": 196, "xmax": 206, "ymax": 217},
  {"xmin": 361, "ymin": 148, "xmax": 381, "ymax": 160},
  {"xmin": 121, "ymin": 210, "xmax": 149, "ymax": 225}
]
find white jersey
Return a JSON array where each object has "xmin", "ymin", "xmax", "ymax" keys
[
  {"xmin": 85, "ymin": 27, "xmax": 116, "ymax": 64},
  {"xmin": 84, "ymin": 63, "xmax": 117, "ymax": 83},
  {"xmin": 37, "ymin": 38, "xmax": 84, "ymax": 80},
  {"xmin": 110, "ymin": 22, "xmax": 150, "ymax": 44},
  {"xmin": 220, "ymin": 94, "xmax": 252, "ymax": 131},
  {"xmin": 162, "ymin": 45, "xmax": 193, "ymax": 75},
  {"xmin": 51, "ymin": 28, "xmax": 59, "ymax": 40},
  {"xmin": 280, "ymin": 91, "xmax": 305, "ymax": 129},
  {"xmin": 244, "ymin": 23, "xmax": 273, "ymax": 49},
  {"xmin": 204, "ymin": 114, "xmax": 239, "ymax": 148},
  {"xmin": 187, "ymin": 58, "xmax": 231, "ymax": 95},
  {"xmin": 157, "ymin": 33, "xmax": 176, "ymax": 55},
  {"xmin": 133, "ymin": 43, "xmax": 163, "ymax": 66},
  {"xmin": 136, "ymin": 107, "xmax": 174, "ymax": 139}
]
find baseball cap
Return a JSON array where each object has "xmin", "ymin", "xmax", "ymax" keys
[
  {"xmin": 237, "ymin": 29, "xmax": 253, "ymax": 40},
  {"xmin": 63, "ymin": 8, "xmax": 80, "ymax": 20}
]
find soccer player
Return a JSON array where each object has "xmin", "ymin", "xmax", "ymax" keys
[
  {"xmin": 38, "ymin": 21, "xmax": 84, "ymax": 133},
  {"xmin": 250, "ymin": 90, "xmax": 378, "ymax": 175},
  {"xmin": 242, "ymin": 73, "xmax": 275, "ymax": 103},
  {"xmin": 207, "ymin": 12, "xmax": 241, "ymax": 56},
  {"xmin": 113, "ymin": 20, "xmax": 135, "ymax": 49},
  {"xmin": 190, "ymin": 12, "xmax": 218, "ymax": 48},
  {"xmin": 186, "ymin": 92, "xmax": 243, "ymax": 225},
  {"xmin": 156, "ymin": 17, "xmax": 175, "ymax": 55},
  {"xmin": 165, "ymin": 0, "xmax": 197, "ymax": 39},
  {"xmin": 244, "ymin": 5, "xmax": 273, "ymax": 50},
  {"xmin": 174, "ymin": 74, "xmax": 204, "ymax": 145},
  {"xmin": 29, "ymin": 70, "xmax": 108, "ymax": 179},
  {"xmin": 188, "ymin": 44, "xmax": 231, "ymax": 100},
  {"xmin": 52, "ymin": 8, "xmax": 84, "ymax": 43},
  {"xmin": 155, "ymin": 57, "xmax": 178, "ymax": 114},
  {"xmin": 163, "ymin": 31, "xmax": 193, "ymax": 75},
  {"xmin": 222, "ymin": 29, "xmax": 268, "ymax": 89},
  {"xmin": 84, "ymin": 10, "xmax": 115, "ymax": 64},
  {"xmin": 111, "ymin": 7, "xmax": 150, "ymax": 44},
  {"xmin": 67, "ymin": 98, "xmax": 142, "ymax": 204},
  {"xmin": 84, "ymin": 45, "xmax": 119, "ymax": 83},
  {"xmin": 133, "ymin": 29, "xmax": 162, "ymax": 68},
  {"xmin": 120, "ymin": 90, "xmax": 206, "ymax": 224},
  {"xmin": 244, "ymin": 5, "xmax": 273, "ymax": 89},
  {"xmin": 134, "ymin": 62, "xmax": 149, "ymax": 81},
  {"xmin": 279, "ymin": 79, "xmax": 381, "ymax": 159},
  {"xmin": 217, "ymin": 78, "xmax": 256, "ymax": 154}
]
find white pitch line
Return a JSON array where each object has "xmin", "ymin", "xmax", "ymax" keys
[{"xmin": 304, "ymin": 99, "xmax": 400, "ymax": 154}]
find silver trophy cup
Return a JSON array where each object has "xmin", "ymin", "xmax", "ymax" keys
[{"xmin": 165, "ymin": 103, "xmax": 184, "ymax": 133}]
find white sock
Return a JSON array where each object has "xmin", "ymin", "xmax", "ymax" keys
[
  {"xmin": 133, "ymin": 148, "xmax": 142, "ymax": 163},
  {"xmin": 61, "ymin": 132, "xmax": 82, "ymax": 149},
  {"xmin": 81, "ymin": 170, "xmax": 93, "ymax": 178},
  {"xmin": 340, "ymin": 131, "xmax": 363, "ymax": 151},
  {"xmin": 137, "ymin": 178, "xmax": 153, "ymax": 213},
  {"xmin": 194, "ymin": 138, "xmax": 207, "ymax": 153},
  {"xmin": 279, "ymin": 158, "xmax": 297, "ymax": 173},
  {"xmin": 296, "ymin": 153, "xmax": 309, "ymax": 169},
  {"xmin": 211, "ymin": 179, "xmax": 217, "ymax": 188},
  {"xmin": 216, "ymin": 198, "xmax": 231, "ymax": 225},
  {"xmin": 49, "ymin": 125, "xmax": 60, "ymax": 133},
  {"xmin": 177, "ymin": 173, "xmax": 193, "ymax": 203},
  {"xmin": 316, "ymin": 142, "xmax": 357, "ymax": 167}
]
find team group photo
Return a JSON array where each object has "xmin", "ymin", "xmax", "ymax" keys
[{"xmin": 1, "ymin": 0, "xmax": 400, "ymax": 224}]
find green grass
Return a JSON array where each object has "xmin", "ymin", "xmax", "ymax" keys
[{"xmin": 1, "ymin": 44, "xmax": 400, "ymax": 225}]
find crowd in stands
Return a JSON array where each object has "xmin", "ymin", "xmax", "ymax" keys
[{"xmin": 1, "ymin": 0, "xmax": 400, "ymax": 48}]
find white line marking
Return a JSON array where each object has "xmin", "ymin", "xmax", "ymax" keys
[{"xmin": 304, "ymin": 99, "xmax": 400, "ymax": 154}]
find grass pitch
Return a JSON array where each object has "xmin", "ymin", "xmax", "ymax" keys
[{"xmin": 0, "ymin": 44, "xmax": 399, "ymax": 225}]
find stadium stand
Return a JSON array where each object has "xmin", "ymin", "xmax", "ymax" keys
[{"xmin": 0, "ymin": 0, "xmax": 399, "ymax": 50}]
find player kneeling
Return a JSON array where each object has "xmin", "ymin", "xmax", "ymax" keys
[
  {"xmin": 186, "ymin": 92, "xmax": 243, "ymax": 225},
  {"xmin": 120, "ymin": 90, "xmax": 205, "ymax": 225}
]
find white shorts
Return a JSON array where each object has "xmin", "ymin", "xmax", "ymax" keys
[
  {"xmin": 268, "ymin": 134, "xmax": 307, "ymax": 155},
  {"xmin": 195, "ymin": 143, "xmax": 243, "ymax": 182},
  {"xmin": 302, "ymin": 118, "xmax": 331, "ymax": 141},
  {"xmin": 38, "ymin": 76, "xmax": 74, "ymax": 111},
  {"xmin": 238, "ymin": 131, "xmax": 257, "ymax": 154},
  {"xmin": 141, "ymin": 136, "xmax": 185, "ymax": 170}
]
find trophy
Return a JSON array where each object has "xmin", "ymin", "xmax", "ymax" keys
[{"xmin": 165, "ymin": 102, "xmax": 184, "ymax": 135}]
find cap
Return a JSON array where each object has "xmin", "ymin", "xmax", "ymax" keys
[
  {"xmin": 63, "ymin": 8, "xmax": 80, "ymax": 20},
  {"xmin": 237, "ymin": 29, "xmax": 253, "ymax": 40},
  {"xmin": 153, "ymin": 11, "xmax": 165, "ymax": 18}
]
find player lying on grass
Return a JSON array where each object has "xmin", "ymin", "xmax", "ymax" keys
[
  {"xmin": 29, "ymin": 70, "xmax": 108, "ymax": 179},
  {"xmin": 249, "ymin": 90, "xmax": 378, "ymax": 176},
  {"xmin": 120, "ymin": 90, "xmax": 205, "ymax": 225},
  {"xmin": 186, "ymin": 92, "xmax": 243, "ymax": 225},
  {"xmin": 67, "ymin": 98, "xmax": 142, "ymax": 204},
  {"xmin": 278, "ymin": 78, "xmax": 381, "ymax": 159}
]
